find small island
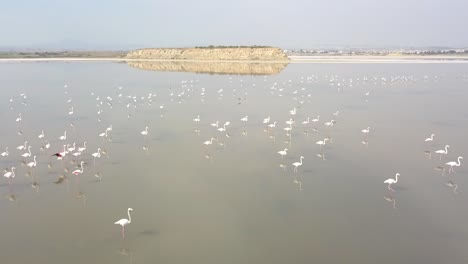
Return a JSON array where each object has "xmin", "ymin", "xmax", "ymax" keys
[{"xmin": 126, "ymin": 46, "xmax": 289, "ymax": 61}]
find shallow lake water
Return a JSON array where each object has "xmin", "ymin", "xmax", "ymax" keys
[{"xmin": 1, "ymin": 61, "xmax": 468, "ymax": 264}]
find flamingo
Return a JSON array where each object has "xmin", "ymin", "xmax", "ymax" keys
[
  {"xmin": 15, "ymin": 113, "xmax": 22, "ymax": 122},
  {"xmin": 21, "ymin": 146, "xmax": 32, "ymax": 158},
  {"xmin": 217, "ymin": 122, "xmax": 229, "ymax": 132},
  {"xmin": 59, "ymin": 131, "xmax": 67, "ymax": 141},
  {"xmin": 38, "ymin": 130, "xmax": 45, "ymax": 139},
  {"xmin": 435, "ymin": 145, "xmax": 450, "ymax": 160},
  {"xmin": 78, "ymin": 142, "xmax": 87, "ymax": 152},
  {"xmin": 240, "ymin": 116, "xmax": 248, "ymax": 122},
  {"xmin": 361, "ymin": 127, "xmax": 370, "ymax": 135},
  {"xmin": 99, "ymin": 130, "xmax": 108, "ymax": 138},
  {"xmin": 316, "ymin": 138, "xmax": 329, "ymax": 149},
  {"xmin": 324, "ymin": 120, "xmax": 335, "ymax": 127},
  {"xmin": 425, "ymin": 134, "xmax": 435, "ymax": 142},
  {"xmin": 384, "ymin": 173, "xmax": 401, "ymax": 192},
  {"xmin": 92, "ymin": 148, "xmax": 102, "ymax": 162},
  {"xmin": 141, "ymin": 127, "xmax": 148, "ymax": 136},
  {"xmin": 72, "ymin": 161, "xmax": 85, "ymax": 175},
  {"xmin": 68, "ymin": 106, "xmax": 74, "ymax": 115},
  {"xmin": 115, "ymin": 208, "xmax": 134, "ymax": 238},
  {"xmin": 301, "ymin": 117, "xmax": 310, "ymax": 125},
  {"xmin": 17, "ymin": 141, "xmax": 28, "ymax": 150},
  {"xmin": 210, "ymin": 121, "xmax": 219, "ymax": 128},
  {"xmin": 268, "ymin": 121, "xmax": 277, "ymax": 129},
  {"xmin": 1, "ymin": 147, "xmax": 9, "ymax": 157},
  {"xmin": 262, "ymin": 116, "xmax": 270, "ymax": 124},
  {"xmin": 27, "ymin": 156, "xmax": 37, "ymax": 168},
  {"xmin": 3, "ymin": 167, "xmax": 16, "ymax": 185},
  {"xmin": 285, "ymin": 118, "xmax": 295, "ymax": 125},
  {"xmin": 446, "ymin": 156, "xmax": 463, "ymax": 174},
  {"xmin": 292, "ymin": 156, "xmax": 304, "ymax": 173},
  {"xmin": 67, "ymin": 143, "xmax": 76, "ymax": 152},
  {"xmin": 311, "ymin": 115, "xmax": 320, "ymax": 123},
  {"xmin": 193, "ymin": 115, "xmax": 201, "ymax": 122},
  {"xmin": 276, "ymin": 147, "xmax": 288, "ymax": 158},
  {"xmin": 52, "ymin": 145, "xmax": 68, "ymax": 160},
  {"xmin": 203, "ymin": 138, "xmax": 216, "ymax": 145}
]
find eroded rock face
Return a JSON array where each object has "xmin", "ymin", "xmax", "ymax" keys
[
  {"xmin": 126, "ymin": 60, "xmax": 288, "ymax": 75},
  {"xmin": 126, "ymin": 47, "xmax": 289, "ymax": 61}
]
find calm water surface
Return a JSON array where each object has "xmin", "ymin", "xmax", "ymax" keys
[{"xmin": 0, "ymin": 62, "xmax": 468, "ymax": 264}]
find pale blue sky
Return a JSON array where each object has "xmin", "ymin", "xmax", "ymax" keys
[{"xmin": 2, "ymin": 0, "xmax": 467, "ymax": 50}]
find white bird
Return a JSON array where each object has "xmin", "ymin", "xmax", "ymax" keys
[
  {"xmin": 316, "ymin": 138, "xmax": 329, "ymax": 149},
  {"xmin": 193, "ymin": 115, "xmax": 201, "ymax": 122},
  {"xmin": 425, "ymin": 134, "xmax": 435, "ymax": 142},
  {"xmin": 92, "ymin": 148, "xmax": 102, "ymax": 160},
  {"xmin": 361, "ymin": 127, "xmax": 370, "ymax": 134},
  {"xmin": 1, "ymin": 147, "xmax": 9, "ymax": 157},
  {"xmin": 78, "ymin": 142, "xmax": 87, "ymax": 152},
  {"xmin": 292, "ymin": 156, "xmax": 304, "ymax": 173},
  {"xmin": 311, "ymin": 115, "xmax": 320, "ymax": 123},
  {"xmin": 99, "ymin": 130, "xmax": 108, "ymax": 137},
  {"xmin": 67, "ymin": 143, "xmax": 76, "ymax": 152},
  {"xmin": 38, "ymin": 130, "xmax": 45, "ymax": 139},
  {"xmin": 285, "ymin": 118, "xmax": 295, "ymax": 125},
  {"xmin": 324, "ymin": 120, "xmax": 335, "ymax": 127},
  {"xmin": 21, "ymin": 146, "xmax": 32, "ymax": 158},
  {"xmin": 3, "ymin": 167, "xmax": 16, "ymax": 183},
  {"xmin": 268, "ymin": 121, "xmax": 277, "ymax": 128},
  {"xmin": 72, "ymin": 161, "xmax": 85, "ymax": 175},
  {"xmin": 240, "ymin": 116, "xmax": 248, "ymax": 122},
  {"xmin": 114, "ymin": 208, "xmax": 133, "ymax": 238},
  {"xmin": 384, "ymin": 173, "xmax": 401, "ymax": 192},
  {"xmin": 301, "ymin": 117, "xmax": 310, "ymax": 125},
  {"xmin": 27, "ymin": 156, "xmax": 37, "ymax": 168},
  {"xmin": 203, "ymin": 138, "xmax": 216, "ymax": 145},
  {"xmin": 59, "ymin": 131, "xmax": 67, "ymax": 141},
  {"xmin": 45, "ymin": 141, "xmax": 51, "ymax": 149},
  {"xmin": 17, "ymin": 141, "xmax": 28, "ymax": 150},
  {"xmin": 15, "ymin": 113, "xmax": 22, "ymax": 122},
  {"xmin": 210, "ymin": 121, "xmax": 219, "ymax": 128},
  {"xmin": 446, "ymin": 156, "xmax": 463, "ymax": 174},
  {"xmin": 277, "ymin": 148, "xmax": 288, "ymax": 159},
  {"xmin": 435, "ymin": 145, "xmax": 450, "ymax": 160},
  {"xmin": 262, "ymin": 116, "xmax": 270, "ymax": 124},
  {"xmin": 68, "ymin": 106, "xmax": 74, "ymax": 115},
  {"xmin": 217, "ymin": 122, "xmax": 229, "ymax": 132},
  {"xmin": 141, "ymin": 127, "xmax": 149, "ymax": 136}
]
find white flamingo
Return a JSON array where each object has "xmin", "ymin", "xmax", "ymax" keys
[
  {"xmin": 38, "ymin": 130, "xmax": 45, "ymax": 139},
  {"xmin": 17, "ymin": 141, "xmax": 28, "ymax": 150},
  {"xmin": 59, "ymin": 131, "xmax": 67, "ymax": 141},
  {"xmin": 446, "ymin": 156, "xmax": 463, "ymax": 174},
  {"xmin": 115, "ymin": 208, "xmax": 134, "ymax": 238},
  {"xmin": 27, "ymin": 156, "xmax": 37, "ymax": 168},
  {"xmin": 425, "ymin": 134, "xmax": 435, "ymax": 142},
  {"xmin": 384, "ymin": 173, "xmax": 401, "ymax": 192},
  {"xmin": 361, "ymin": 127, "xmax": 370, "ymax": 135},
  {"xmin": 435, "ymin": 145, "xmax": 449, "ymax": 160},
  {"xmin": 3, "ymin": 167, "xmax": 16, "ymax": 185},
  {"xmin": 193, "ymin": 115, "xmax": 201, "ymax": 122},
  {"xmin": 72, "ymin": 161, "xmax": 85, "ymax": 175},
  {"xmin": 203, "ymin": 138, "xmax": 216, "ymax": 145},
  {"xmin": 141, "ymin": 127, "xmax": 149, "ymax": 136},
  {"xmin": 292, "ymin": 156, "xmax": 304, "ymax": 173},
  {"xmin": 1, "ymin": 147, "xmax": 9, "ymax": 157},
  {"xmin": 277, "ymin": 148, "xmax": 288, "ymax": 159},
  {"xmin": 21, "ymin": 146, "xmax": 32, "ymax": 158}
]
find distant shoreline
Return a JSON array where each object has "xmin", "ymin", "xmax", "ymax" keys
[{"xmin": 1, "ymin": 55, "xmax": 468, "ymax": 63}]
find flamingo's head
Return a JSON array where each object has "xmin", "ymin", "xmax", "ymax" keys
[{"xmin": 396, "ymin": 173, "xmax": 400, "ymax": 177}]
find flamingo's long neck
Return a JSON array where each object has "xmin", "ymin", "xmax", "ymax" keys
[
  {"xmin": 395, "ymin": 174, "xmax": 399, "ymax": 183},
  {"xmin": 34, "ymin": 156, "xmax": 36, "ymax": 165},
  {"xmin": 300, "ymin": 157, "xmax": 303, "ymax": 165},
  {"xmin": 457, "ymin": 157, "xmax": 462, "ymax": 166},
  {"xmin": 12, "ymin": 168, "xmax": 15, "ymax": 176},
  {"xmin": 445, "ymin": 145, "xmax": 449, "ymax": 153},
  {"xmin": 127, "ymin": 210, "xmax": 132, "ymax": 223}
]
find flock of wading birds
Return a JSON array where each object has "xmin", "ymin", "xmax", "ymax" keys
[{"xmin": 1, "ymin": 79, "xmax": 465, "ymax": 238}]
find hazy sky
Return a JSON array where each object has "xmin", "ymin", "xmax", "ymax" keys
[{"xmin": 2, "ymin": 0, "xmax": 467, "ymax": 49}]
